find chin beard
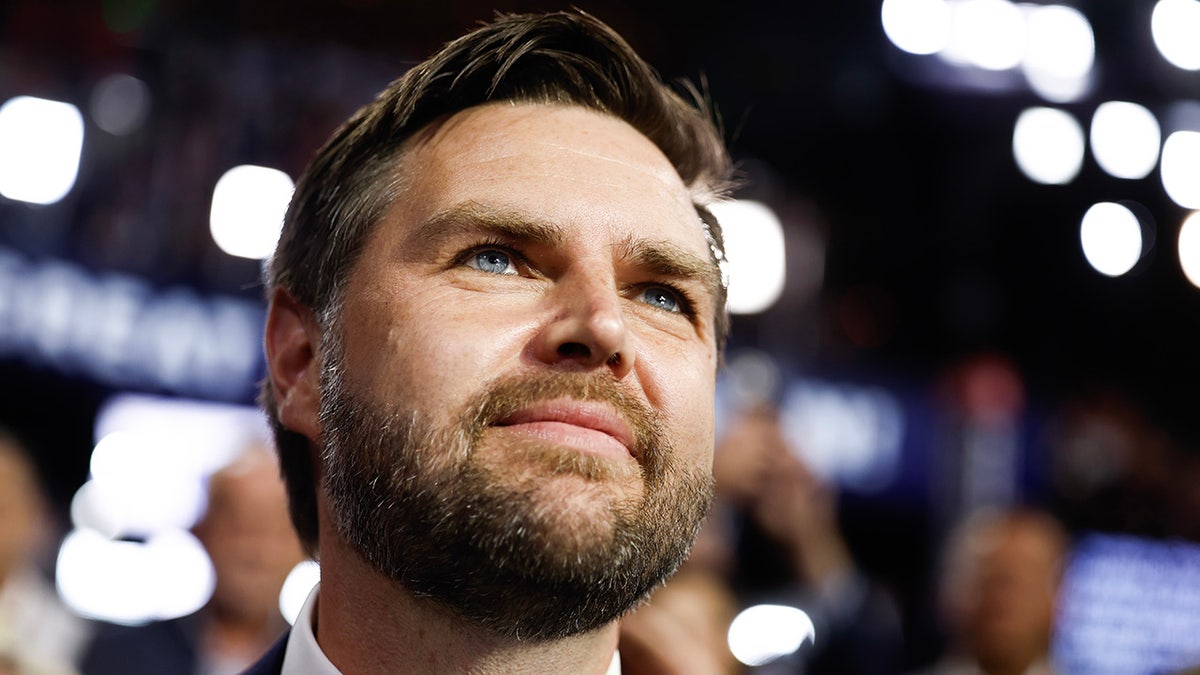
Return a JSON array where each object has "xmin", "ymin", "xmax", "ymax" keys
[{"xmin": 318, "ymin": 363, "xmax": 713, "ymax": 641}]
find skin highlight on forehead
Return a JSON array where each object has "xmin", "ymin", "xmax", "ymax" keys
[{"xmin": 400, "ymin": 103, "xmax": 703, "ymax": 217}]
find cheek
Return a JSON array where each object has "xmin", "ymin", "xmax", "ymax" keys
[
  {"xmin": 637, "ymin": 343, "xmax": 716, "ymax": 464},
  {"xmin": 341, "ymin": 286, "xmax": 537, "ymax": 415}
]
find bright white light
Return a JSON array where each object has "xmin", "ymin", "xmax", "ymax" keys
[
  {"xmin": 1162, "ymin": 131, "xmax": 1200, "ymax": 208},
  {"xmin": 70, "ymin": 479, "xmax": 131, "ymax": 540},
  {"xmin": 881, "ymin": 0, "xmax": 952, "ymax": 55},
  {"xmin": 1080, "ymin": 202, "xmax": 1143, "ymax": 278},
  {"xmin": 943, "ymin": 0, "xmax": 1026, "ymax": 71},
  {"xmin": 709, "ymin": 199, "xmax": 787, "ymax": 314},
  {"xmin": 78, "ymin": 395, "xmax": 271, "ymax": 537},
  {"xmin": 57, "ymin": 531, "xmax": 155, "ymax": 624},
  {"xmin": 1023, "ymin": 66, "xmax": 1089, "ymax": 105},
  {"xmin": 56, "ymin": 528, "xmax": 214, "ymax": 625},
  {"xmin": 1153, "ymin": 0, "xmax": 1200, "ymax": 70},
  {"xmin": 1178, "ymin": 212, "xmax": 1200, "ymax": 288},
  {"xmin": 0, "ymin": 96, "xmax": 85, "ymax": 205},
  {"xmin": 1022, "ymin": 5, "xmax": 1094, "ymax": 102},
  {"xmin": 1012, "ymin": 107, "xmax": 1085, "ymax": 184},
  {"xmin": 1023, "ymin": 6, "xmax": 1094, "ymax": 78},
  {"xmin": 209, "ymin": 165, "xmax": 294, "ymax": 259},
  {"xmin": 149, "ymin": 530, "xmax": 220, "ymax": 619},
  {"xmin": 83, "ymin": 432, "xmax": 207, "ymax": 536},
  {"xmin": 94, "ymin": 393, "xmax": 267, "ymax": 478},
  {"xmin": 90, "ymin": 74, "xmax": 150, "ymax": 135},
  {"xmin": 60, "ymin": 394, "xmax": 273, "ymax": 625},
  {"xmin": 728, "ymin": 604, "xmax": 816, "ymax": 667},
  {"xmin": 1090, "ymin": 102, "xmax": 1162, "ymax": 179},
  {"xmin": 280, "ymin": 560, "xmax": 321, "ymax": 625}
]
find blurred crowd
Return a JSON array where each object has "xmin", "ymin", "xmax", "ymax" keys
[
  {"xmin": 3, "ymin": 352, "xmax": 1200, "ymax": 674},
  {"xmin": 0, "ymin": 434, "xmax": 303, "ymax": 675},
  {"xmin": 619, "ymin": 351, "xmax": 1200, "ymax": 674}
]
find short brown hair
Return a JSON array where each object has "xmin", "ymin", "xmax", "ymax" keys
[{"xmin": 261, "ymin": 10, "xmax": 733, "ymax": 553}]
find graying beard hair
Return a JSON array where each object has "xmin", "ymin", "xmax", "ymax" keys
[{"xmin": 314, "ymin": 323, "xmax": 713, "ymax": 641}]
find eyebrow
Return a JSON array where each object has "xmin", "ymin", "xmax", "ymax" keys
[
  {"xmin": 406, "ymin": 202, "xmax": 566, "ymax": 251},
  {"xmin": 618, "ymin": 237, "xmax": 723, "ymax": 305}
]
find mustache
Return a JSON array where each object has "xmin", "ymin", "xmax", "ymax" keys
[{"xmin": 464, "ymin": 371, "xmax": 664, "ymax": 473}]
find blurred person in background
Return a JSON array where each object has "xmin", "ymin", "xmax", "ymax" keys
[
  {"xmin": 708, "ymin": 404, "xmax": 902, "ymax": 674},
  {"xmin": 1044, "ymin": 386, "xmax": 1174, "ymax": 537},
  {"xmin": 0, "ymin": 430, "xmax": 90, "ymax": 675},
  {"xmin": 81, "ymin": 445, "xmax": 305, "ymax": 675},
  {"xmin": 920, "ymin": 507, "xmax": 1067, "ymax": 675},
  {"xmin": 619, "ymin": 568, "xmax": 742, "ymax": 675}
]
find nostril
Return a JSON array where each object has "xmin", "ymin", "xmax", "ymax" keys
[{"xmin": 557, "ymin": 342, "xmax": 591, "ymax": 359}]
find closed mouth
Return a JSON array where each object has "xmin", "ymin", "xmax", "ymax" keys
[{"xmin": 494, "ymin": 398, "xmax": 636, "ymax": 458}]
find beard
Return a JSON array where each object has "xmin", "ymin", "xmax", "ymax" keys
[{"xmin": 317, "ymin": 343, "xmax": 713, "ymax": 642}]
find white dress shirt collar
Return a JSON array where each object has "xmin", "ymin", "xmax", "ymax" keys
[
  {"xmin": 279, "ymin": 583, "xmax": 621, "ymax": 674},
  {"xmin": 281, "ymin": 584, "xmax": 340, "ymax": 675}
]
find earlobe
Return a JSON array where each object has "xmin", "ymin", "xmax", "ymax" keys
[{"xmin": 264, "ymin": 288, "xmax": 323, "ymax": 442}]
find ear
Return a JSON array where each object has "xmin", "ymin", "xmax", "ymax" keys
[{"xmin": 264, "ymin": 287, "xmax": 323, "ymax": 443}]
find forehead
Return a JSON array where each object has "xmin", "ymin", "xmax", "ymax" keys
[{"xmin": 389, "ymin": 103, "xmax": 709, "ymax": 254}]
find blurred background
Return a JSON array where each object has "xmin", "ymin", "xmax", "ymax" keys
[{"xmin": 3, "ymin": 0, "xmax": 1200, "ymax": 673}]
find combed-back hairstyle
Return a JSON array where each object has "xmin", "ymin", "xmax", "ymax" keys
[{"xmin": 261, "ymin": 10, "xmax": 733, "ymax": 554}]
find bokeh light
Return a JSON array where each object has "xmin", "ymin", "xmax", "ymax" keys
[
  {"xmin": 709, "ymin": 199, "xmax": 787, "ymax": 315},
  {"xmin": 0, "ymin": 96, "xmax": 85, "ymax": 205},
  {"xmin": 1090, "ymin": 102, "xmax": 1162, "ymax": 180},
  {"xmin": 727, "ymin": 604, "xmax": 816, "ymax": 667},
  {"xmin": 209, "ymin": 164, "xmax": 294, "ymax": 259},
  {"xmin": 79, "ymin": 431, "xmax": 207, "ymax": 537},
  {"xmin": 56, "ymin": 528, "xmax": 215, "ymax": 625},
  {"xmin": 1022, "ymin": 4, "xmax": 1094, "ymax": 102},
  {"xmin": 1012, "ymin": 107, "xmax": 1085, "ymax": 185},
  {"xmin": 90, "ymin": 73, "xmax": 151, "ymax": 136},
  {"xmin": 942, "ymin": 0, "xmax": 1025, "ymax": 71},
  {"xmin": 881, "ymin": 0, "xmax": 952, "ymax": 55},
  {"xmin": 56, "ymin": 394, "xmax": 272, "ymax": 624},
  {"xmin": 1080, "ymin": 202, "xmax": 1144, "ymax": 278},
  {"xmin": 93, "ymin": 394, "xmax": 265, "ymax": 473},
  {"xmin": 1178, "ymin": 211, "xmax": 1200, "ymax": 288},
  {"xmin": 280, "ymin": 560, "xmax": 321, "ymax": 625},
  {"xmin": 1162, "ymin": 131, "xmax": 1200, "ymax": 209},
  {"xmin": 1152, "ymin": 0, "xmax": 1200, "ymax": 70}
]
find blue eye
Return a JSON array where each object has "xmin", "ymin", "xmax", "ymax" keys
[
  {"xmin": 467, "ymin": 249, "xmax": 516, "ymax": 275},
  {"xmin": 639, "ymin": 286, "xmax": 683, "ymax": 313}
]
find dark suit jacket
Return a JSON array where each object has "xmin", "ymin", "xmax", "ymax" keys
[
  {"xmin": 81, "ymin": 614, "xmax": 200, "ymax": 675},
  {"xmin": 241, "ymin": 632, "xmax": 288, "ymax": 675}
]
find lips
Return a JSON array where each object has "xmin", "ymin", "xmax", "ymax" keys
[{"xmin": 494, "ymin": 398, "xmax": 636, "ymax": 458}]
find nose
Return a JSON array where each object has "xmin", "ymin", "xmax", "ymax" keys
[{"xmin": 533, "ymin": 270, "xmax": 635, "ymax": 379}]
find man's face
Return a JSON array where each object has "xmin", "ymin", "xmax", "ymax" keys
[
  {"xmin": 318, "ymin": 103, "xmax": 720, "ymax": 639},
  {"xmin": 946, "ymin": 518, "xmax": 1062, "ymax": 667}
]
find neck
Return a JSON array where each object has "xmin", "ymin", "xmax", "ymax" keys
[
  {"xmin": 315, "ymin": 538, "xmax": 619, "ymax": 675},
  {"xmin": 204, "ymin": 603, "xmax": 282, "ymax": 657}
]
